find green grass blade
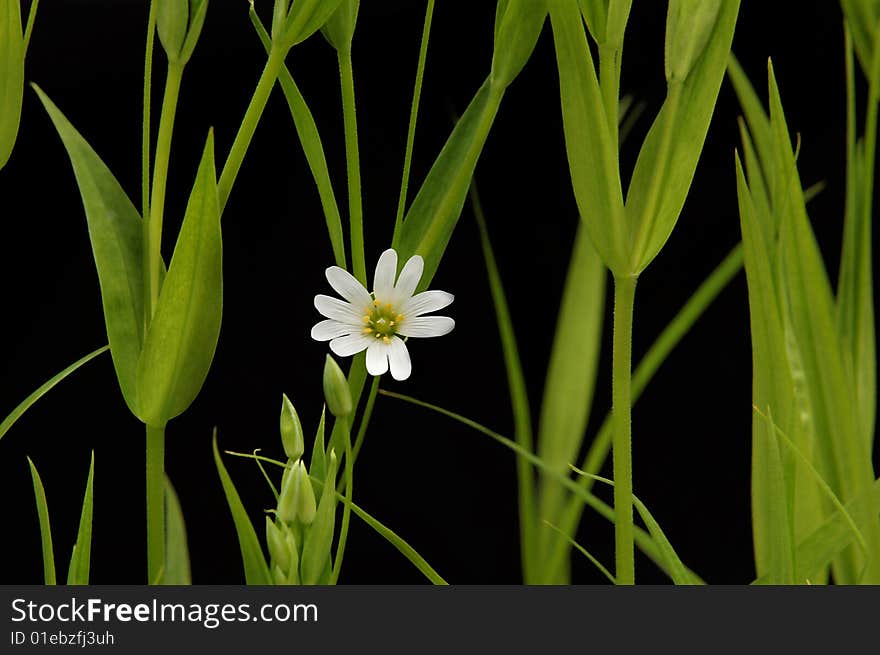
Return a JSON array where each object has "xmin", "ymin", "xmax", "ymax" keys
[
  {"xmin": 543, "ymin": 520, "xmax": 615, "ymax": 584},
  {"xmin": 0, "ymin": 0, "xmax": 24, "ymax": 170},
  {"xmin": 22, "ymin": 0, "xmax": 38, "ymax": 55},
  {"xmin": 213, "ymin": 431, "xmax": 272, "ymax": 585},
  {"xmin": 536, "ymin": 223, "xmax": 605, "ymax": 583},
  {"xmin": 470, "ymin": 180, "xmax": 537, "ymax": 583},
  {"xmin": 66, "ymin": 451, "xmax": 95, "ymax": 585},
  {"xmin": 136, "ymin": 131, "xmax": 222, "ymax": 426},
  {"xmin": 33, "ymin": 86, "xmax": 145, "ymax": 416},
  {"xmin": 0, "ymin": 345, "xmax": 109, "ymax": 443},
  {"xmin": 27, "ymin": 458, "xmax": 56, "ymax": 585},
  {"xmin": 163, "ymin": 475, "xmax": 192, "ymax": 585}
]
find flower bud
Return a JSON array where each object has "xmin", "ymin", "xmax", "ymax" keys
[
  {"xmin": 266, "ymin": 516, "xmax": 291, "ymax": 574},
  {"xmin": 156, "ymin": 0, "xmax": 209, "ymax": 66},
  {"xmin": 664, "ymin": 0, "xmax": 722, "ymax": 83},
  {"xmin": 323, "ymin": 355, "xmax": 353, "ymax": 418},
  {"xmin": 280, "ymin": 394, "xmax": 305, "ymax": 461},
  {"xmin": 277, "ymin": 460, "xmax": 317, "ymax": 525}
]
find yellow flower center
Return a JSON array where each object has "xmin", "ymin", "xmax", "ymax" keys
[{"xmin": 362, "ymin": 299, "xmax": 404, "ymax": 345}]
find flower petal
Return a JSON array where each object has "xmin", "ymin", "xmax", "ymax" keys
[
  {"xmin": 388, "ymin": 336, "xmax": 412, "ymax": 381},
  {"xmin": 398, "ymin": 316, "xmax": 455, "ymax": 338},
  {"xmin": 373, "ymin": 248, "xmax": 398, "ymax": 298},
  {"xmin": 311, "ymin": 319, "xmax": 354, "ymax": 341},
  {"xmin": 326, "ymin": 266, "xmax": 371, "ymax": 307},
  {"xmin": 401, "ymin": 290, "xmax": 454, "ymax": 317},
  {"xmin": 330, "ymin": 333, "xmax": 372, "ymax": 357},
  {"xmin": 365, "ymin": 340, "xmax": 390, "ymax": 376},
  {"xmin": 314, "ymin": 294, "xmax": 362, "ymax": 325},
  {"xmin": 394, "ymin": 255, "xmax": 424, "ymax": 301}
]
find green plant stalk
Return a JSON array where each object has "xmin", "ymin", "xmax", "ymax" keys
[
  {"xmin": 391, "ymin": 0, "xmax": 435, "ymax": 249},
  {"xmin": 330, "ymin": 417, "xmax": 354, "ymax": 583},
  {"xmin": 338, "ymin": 50, "xmax": 366, "ymax": 286},
  {"xmin": 351, "ymin": 375, "xmax": 380, "ymax": 465},
  {"xmin": 599, "ymin": 43, "xmax": 621, "ymax": 155},
  {"xmin": 612, "ymin": 274, "xmax": 636, "ymax": 584},
  {"xmin": 142, "ymin": 1, "xmax": 156, "ymax": 226},
  {"xmin": 217, "ymin": 45, "xmax": 287, "ymax": 212},
  {"xmin": 146, "ymin": 62, "xmax": 183, "ymax": 318},
  {"xmin": 146, "ymin": 423, "xmax": 166, "ymax": 584}
]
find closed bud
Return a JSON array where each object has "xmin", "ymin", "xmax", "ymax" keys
[
  {"xmin": 266, "ymin": 517, "xmax": 291, "ymax": 574},
  {"xmin": 157, "ymin": 0, "xmax": 189, "ymax": 61},
  {"xmin": 280, "ymin": 394, "xmax": 305, "ymax": 461},
  {"xmin": 664, "ymin": 0, "xmax": 722, "ymax": 83},
  {"xmin": 322, "ymin": 355, "xmax": 352, "ymax": 418},
  {"xmin": 278, "ymin": 460, "xmax": 317, "ymax": 525}
]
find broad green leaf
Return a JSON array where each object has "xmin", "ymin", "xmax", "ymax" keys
[
  {"xmin": 549, "ymin": 0, "xmax": 626, "ymax": 274},
  {"xmin": 163, "ymin": 476, "xmax": 191, "ymax": 585},
  {"xmin": 397, "ymin": 78, "xmax": 504, "ymax": 288},
  {"xmin": 0, "ymin": 345, "xmax": 109, "ymax": 443},
  {"xmin": 491, "ymin": 0, "xmax": 547, "ymax": 89},
  {"xmin": 136, "ymin": 132, "xmax": 222, "ymax": 426},
  {"xmin": 536, "ymin": 224, "xmax": 605, "ymax": 582},
  {"xmin": 301, "ymin": 453, "xmax": 339, "ymax": 585},
  {"xmin": 321, "ymin": 0, "xmax": 358, "ymax": 52},
  {"xmin": 66, "ymin": 451, "xmax": 95, "ymax": 585},
  {"xmin": 284, "ymin": 0, "xmax": 345, "ymax": 47},
  {"xmin": 0, "ymin": 0, "xmax": 24, "ymax": 170},
  {"xmin": 249, "ymin": 6, "xmax": 346, "ymax": 269},
  {"xmin": 471, "ymin": 182, "xmax": 537, "ymax": 583},
  {"xmin": 27, "ymin": 458, "xmax": 56, "ymax": 585},
  {"xmin": 625, "ymin": 0, "xmax": 740, "ymax": 274},
  {"xmin": 213, "ymin": 432, "xmax": 272, "ymax": 585},
  {"xmin": 34, "ymin": 86, "xmax": 145, "ymax": 416}
]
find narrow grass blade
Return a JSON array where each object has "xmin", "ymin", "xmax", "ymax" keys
[
  {"xmin": 0, "ymin": 345, "xmax": 109, "ymax": 443},
  {"xmin": 33, "ymin": 86, "xmax": 145, "ymax": 416},
  {"xmin": 249, "ymin": 6, "xmax": 345, "ymax": 268},
  {"xmin": 136, "ymin": 132, "xmax": 222, "ymax": 426},
  {"xmin": 543, "ymin": 520, "xmax": 615, "ymax": 584},
  {"xmin": 0, "ymin": 0, "xmax": 24, "ymax": 170},
  {"xmin": 27, "ymin": 458, "xmax": 56, "ymax": 585},
  {"xmin": 213, "ymin": 431, "xmax": 272, "ymax": 585},
  {"xmin": 66, "ymin": 451, "xmax": 95, "ymax": 585},
  {"xmin": 163, "ymin": 476, "xmax": 191, "ymax": 585},
  {"xmin": 471, "ymin": 181, "xmax": 537, "ymax": 583}
]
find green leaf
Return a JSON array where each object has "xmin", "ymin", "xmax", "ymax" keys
[
  {"xmin": 163, "ymin": 476, "xmax": 192, "ymax": 585},
  {"xmin": 179, "ymin": 0, "xmax": 209, "ymax": 65},
  {"xmin": 27, "ymin": 458, "xmax": 56, "ymax": 585},
  {"xmin": 543, "ymin": 520, "xmax": 615, "ymax": 583},
  {"xmin": 578, "ymin": 0, "xmax": 608, "ymax": 44},
  {"xmin": 301, "ymin": 453, "xmax": 339, "ymax": 585},
  {"xmin": 66, "ymin": 451, "xmax": 95, "ymax": 585},
  {"xmin": 840, "ymin": 0, "xmax": 880, "ymax": 78},
  {"xmin": 604, "ymin": 0, "xmax": 632, "ymax": 48},
  {"xmin": 536, "ymin": 224, "xmax": 605, "ymax": 582},
  {"xmin": 249, "ymin": 6, "xmax": 346, "ymax": 269},
  {"xmin": 397, "ymin": 78, "xmax": 504, "ymax": 288},
  {"xmin": 284, "ymin": 0, "xmax": 345, "ymax": 46},
  {"xmin": 136, "ymin": 131, "xmax": 222, "ymax": 426},
  {"xmin": 664, "ymin": 0, "xmax": 722, "ymax": 83},
  {"xmin": 310, "ymin": 406, "xmax": 327, "ymax": 484},
  {"xmin": 491, "ymin": 0, "xmax": 547, "ymax": 89},
  {"xmin": 0, "ymin": 0, "xmax": 24, "ymax": 170},
  {"xmin": 34, "ymin": 86, "xmax": 145, "ymax": 416},
  {"xmin": 549, "ymin": 0, "xmax": 626, "ymax": 274},
  {"xmin": 625, "ymin": 0, "xmax": 740, "ymax": 274},
  {"xmin": 213, "ymin": 431, "xmax": 272, "ymax": 585},
  {"xmin": 0, "ymin": 345, "xmax": 109, "ymax": 443}
]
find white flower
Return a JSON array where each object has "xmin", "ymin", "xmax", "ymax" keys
[{"xmin": 311, "ymin": 248, "xmax": 454, "ymax": 381}]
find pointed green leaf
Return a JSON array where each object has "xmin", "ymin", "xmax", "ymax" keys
[
  {"xmin": 301, "ymin": 453, "xmax": 338, "ymax": 585},
  {"xmin": 1, "ymin": 346, "xmax": 109, "ymax": 443},
  {"xmin": 33, "ymin": 86, "xmax": 145, "ymax": 416},
  {"xmin": 178, "ymin": 0, "xmax": 209, "ymax": 65},
  {"xmin": 136, "ymin": 132, "xmax": 222, "ymax": 426},
  {"xmin": 213, "ymin": 432, "xmax": 272, "ymax": 585},
  {"xmin": 625, "ymin": 0, "xmax": 740, "ymax": 274},
  {"xmin": 27, "ymin": 458, "xmax": 56, "ymax": 585},
  {"xmin": 549, "ymin": 0, "xmax": 626, "ymax": 274},
  {"xmin": 578, "ymin": 0, "xmax": 608, "ymax": 44},
  {"xmin": 284, "ymin": 0, "xmax": 345, "ymax": 47},
  {"xmin": 491, "ymin": 0, "xmax": 547, "ymax": 89},
  {"xmin": 0, "ymin": 0, "xmax": 24, "ymax": 170},
  {"xmin": 310, "ymin": 406, "xmax": 327, "ymax": 493},
  {"xmin": 397, "ymin": 78, "xmax": 504, "ymax": 287},
  {"xmin": 67, "ymin": 451, "xmax": 95, "ymax": 585},
  {"xmin": 840, "ymin": 0, "xmax": 880, "ymax": 78},
  {"xmin": 163, "ymin": 476, "xmax": 192, "ymax": 585}
]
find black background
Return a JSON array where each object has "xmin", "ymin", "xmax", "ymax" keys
[{"xmin": 0, "ymin": 1, "xmax": 873, "ymax": 584}]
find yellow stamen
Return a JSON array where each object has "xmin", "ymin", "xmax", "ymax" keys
[
  {"xmin": 363, "ymin": 327, "xmax": 373, "ymax": 334},
  {"xmin": 395, "ymin": 314, "xmax": 404, "ymax": 322},
  {"xmin": 382, "ymin": 336, "xmax": 391, "ymax": 345},
  {"xmin": 362, "ymin": 315, "xmax": 371, "ymax": 323}
]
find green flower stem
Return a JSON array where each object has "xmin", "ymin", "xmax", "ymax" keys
[
  {"xmin": 217, "ymin": 45, "xmax": 287, "ymax": 212},
  {"xmin": 146, "ymin": 61, "xmax": 184, "ymax": 318},
  {"xmin": 599, "ymin": 43, "xmax": 621, "ymax": 154},
  {"xmin": 146, "ymin": 423, "xmax": 166, "ymax": 584},
  {"xmin": 351, "ymin": 375, "xmax": 380, "ymax": 465},
  {"xmin": 338, "ymin": 49, "xmax": 366, "ymax": 286},
  {"xmin": 391, "ymin": 0, "xmax": 435, "ymax": 250},
  {"xmin": 142, "ymin": 1, "xmax": 156, "ymax": 227},
  {"xmin": 330, "ymin": 417, "xmax": 354, "ymax": 584},
  {"xmin": 612, "ymin": 274, "xmax": 637, "ymax": 585}
]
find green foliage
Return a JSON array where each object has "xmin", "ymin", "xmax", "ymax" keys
[
  {"xmin": 66, "ymin": 451, "xmax": 95, "ymax": 586},
  {"xmin": 163, "ymin": 476, "xmax": 192, "ymax": 585},
  {"xmin": 27, "ymin": 458, "xmax": 55, "ymax": 585},
  {"xmin": 0, "ymin": 0, "xmax": 24, "ymax": 170}
]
